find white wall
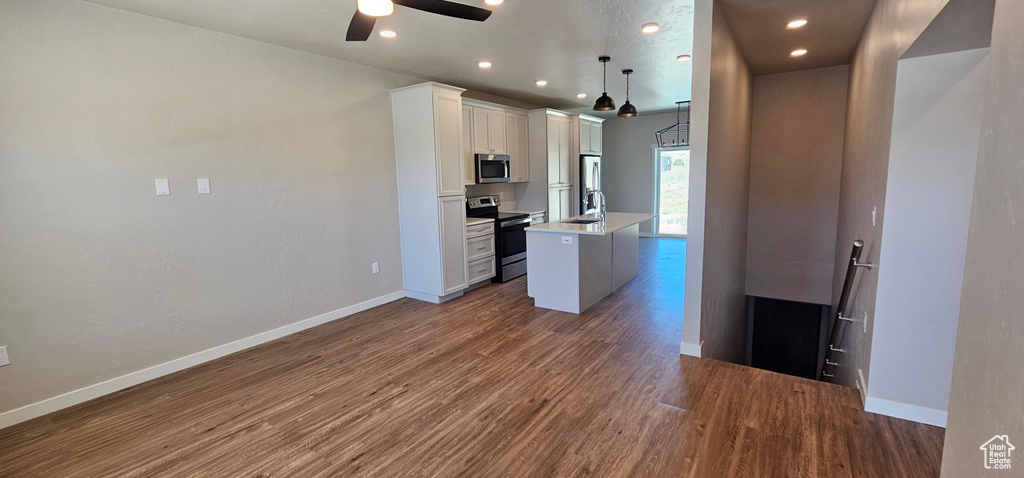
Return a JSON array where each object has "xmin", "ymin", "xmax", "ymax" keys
[
  {"xmin": 602, "ymin": 111, "xmax": 679, "ymax": 236},
  {"xmin": 0, "ymin": 0, "xmax": 421, "ymax": 424},
  {"xmin": 828, "ymin": 0, "xmax": 952, "ymax": 391},
  {"xmin": 942, "ymin": 1, "xmax": 1024, "ymax": 472},
  {"xmin": 865, "ymin": 48, "xmax": 989, "ymax": 427},
  {"xmin": 690, "ymin": 0, "xmax": 753, "ymax": 364},
  {"xmin": 745, "ymin": 66, "xmax": 847, "ymax": 305}
]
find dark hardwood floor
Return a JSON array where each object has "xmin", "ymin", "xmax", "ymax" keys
[{"xmin": 0, "ymin": 238, "xmax": 944, "ymax": 477}]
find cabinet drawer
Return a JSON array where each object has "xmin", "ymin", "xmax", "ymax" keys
[
  {"xmin": 467, "ymin": 256, "xmax": 496, "ymax": 285},
  {"xmin": 466, "ymin": 234, "xmax": 495, "ymax": 262},
  {"xmin": 465, "ymin": 221, "xmax": 495, "ymax": 239}
]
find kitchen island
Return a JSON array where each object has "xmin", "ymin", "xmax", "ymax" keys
[{"xmin": 526, "ymin": 212, "xmax": 655, "ymax": 314}]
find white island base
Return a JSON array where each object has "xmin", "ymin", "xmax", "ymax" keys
[{"xmin": 526, "ymin": 213, "xmax": 655, "ymax": 314}]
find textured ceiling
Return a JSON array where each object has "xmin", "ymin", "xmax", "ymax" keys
[
  {"xmin": 82, "ymin": 0, "xmax": 696, "ymax": 116},
  {"xmin": 716, "ymin": 0, "xmax": 878, "ymax": 76}
]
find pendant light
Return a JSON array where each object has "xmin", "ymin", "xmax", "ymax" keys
[
  {"xmin": 593, "ymin": 56, "xmax": 616, "ymax": 111},
  {"xmin": 618, "ymin": 69, "xmax": 638, "ymax": 117}
]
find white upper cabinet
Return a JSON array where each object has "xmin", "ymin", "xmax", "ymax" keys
[
  {"xmin": 579, "ymin": 117, "xmax": 604, "ymax": 155},
  {"xmin": 589, "ymin": 122, "xmax": 603, "ymax": 154},
  {"xmin": 471, "ymin": 106, "xmax": 507, "ymax": 155},
  {"xmin": 462, "ymin": 105, "xmax": 474, "ymax": 185},
  {"xmin": 531, "ymin": 109, "xmax": 573, "ymax": 187},
  {"xmin": 557, "ymin": 117, "xmax": 571, "ymax": 184},
  {"xmin": 434, "ymin": 92, "xmax": 465, "ymax": 196},
  {"xmin": 507, "ymin": 113, "xmax": 530, "ymax": 182}
]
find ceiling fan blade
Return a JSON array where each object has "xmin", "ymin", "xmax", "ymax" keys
[
  {"xmin": 346, "ymin": 10, "xmax": 377, "ymax": 41},
  {"xmin": 392, "ymin": 0, "xmax": 492, "ymax": 21}
]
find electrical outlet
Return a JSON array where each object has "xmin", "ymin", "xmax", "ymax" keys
[
  {"xmin": 561, "ymin": 236, "xmax": 573, "ymax": 245},
  {"xmin": 864, "ymin": 311, "xmax": 869, "ymax": 333},
  {"xmin": 197, "ymin": 178, "xmax": 211, "ymax": 195},
  {"xmin": 155, "ymin": 179, "xmax": 170, "ymax": 196},
  {"xmin": 872, "ymin": 207, "xmax": 877, "ymax": 227},
  {"xmin": 372, "ymin": 262, "xmax": 380, "ymax": 274},
  {"xmin": 0, "ymin": 346, "xmax": 9, "ymax": 367}
]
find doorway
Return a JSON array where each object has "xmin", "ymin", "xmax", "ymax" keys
[{"xmin": 654, "ymin": 147, "xmax": 690, "ymax": 238}]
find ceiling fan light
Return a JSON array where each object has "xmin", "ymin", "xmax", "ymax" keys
[
  {"xmin": 618, "ymin": 101, "xmax": 638, "ymax": 117},
  {"xmin": 358, "ymin": 0, "xmax": 394, "ymax": 17}
]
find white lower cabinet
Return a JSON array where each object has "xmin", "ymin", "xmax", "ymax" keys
[
  {"xmin": 467, "ymin": 256, "xmax": 496, "ymax": 285},
  {"xmin": 440, "ymin": 196, "xmax": 469, "ymax": 294},
  {"xmin": 548, "ymin": 186, "xmax": 573, "ymax": 222},
  {"xmin": 466, "ymin": 220, "xmax": 496, "ymax": 285}
]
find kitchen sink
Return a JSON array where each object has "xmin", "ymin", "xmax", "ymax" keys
[{"xmin": 564, "ymin": 218, "xmax": 602, "ymax": 224}]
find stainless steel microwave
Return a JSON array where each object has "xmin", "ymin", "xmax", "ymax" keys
[{"xmin": 475, "ymin": 154, "xmax": 511, "ymax": 184}]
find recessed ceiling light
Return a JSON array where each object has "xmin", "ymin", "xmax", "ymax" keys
[
  {"xmin": 677, "ymin": 54, "xmax": 692, "ymax": 63},
  {"xmin": 379, "ymin": 30, "xmax": 397, "ymax": 38},
  {"xmin": 536, "ymin": 80, "xmax": 548, "ymax": 87},
  {"xmin": 478, "ymin": 61, "xmax": 492, "ymax": 69},
  {"xmin": 642, "ymin": 23, "xmax": 660, "ymax": 34},
  {"xmin": 790, "ymin": 48, "xmax": 808, "ymax": 57},
  {"xmin": 787, "ymin": 19, "xmax": 808, "ymax": 29},
  {"xmin": 577, "ymin": 93, "xmax": 587, "ymax": 99},
  {"xmin": 485, "ymin": 0, "xmax": 503, "ymax": 4}
]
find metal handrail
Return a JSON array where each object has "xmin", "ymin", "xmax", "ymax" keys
[{"xmin": 821, "ymin": 240, "xmax": 873, "ymax": 380}]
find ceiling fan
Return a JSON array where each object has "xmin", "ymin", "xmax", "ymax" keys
[{"xmin": 346, "ymin": 0, "xmax": 493, "ymax": 41}]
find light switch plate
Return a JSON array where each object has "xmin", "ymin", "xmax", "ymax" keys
[
  {"xmin": 372, "ymin": 262, "xmax": 380, "ymax": 274},
  {"xmin": 0, "ymin": 346, "xmax": 9, "ymax": 367},
  {"xmin": 197, "ymin": 179, "xmax": 211, "ymax": 195},
  {"xmin": 561, "ymin": 236, "xmax": 573, "ymax": 245},
  {"xmin": 155, "ymin": 179, "xmax": 170, "ymax": 196}
]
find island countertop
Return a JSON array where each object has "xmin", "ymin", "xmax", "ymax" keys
[{"xmin": 525, "ymin": 212, "xmax": 656, "ymax": 236}]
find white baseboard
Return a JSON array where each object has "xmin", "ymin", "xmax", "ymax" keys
[
  {"xmin": 679, "ymin": 340, "xmax": 703, "ymax": 358},
  {"xmin": 405, "ymin": 289, "xmax": 463, "ymax": 304},
  {"xmin": 857, "ymin": 368, "xmax": 868, "ymax": 407},
  {"xmin": 864, "ymin": 396, "xmax": 948, "ymax": 428},
  {"xmin": 0, "ymin": 290, "xmax": 407, "ymax": 430},
  {"xmin": 639, "ymin": 232, "xmax": 654, "ymax": 238}
]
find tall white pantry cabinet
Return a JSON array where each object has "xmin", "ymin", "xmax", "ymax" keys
[{"xmin": 390, "ymin": 82, "xmax": 469, "ymax": 303}]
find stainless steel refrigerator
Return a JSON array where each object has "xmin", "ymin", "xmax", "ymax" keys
[{"xmin": 580, "ymin": 154, "xmax": 603, "ymax": 214}]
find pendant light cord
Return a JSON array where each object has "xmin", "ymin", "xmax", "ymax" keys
[{"xmin": 602, "ymin": 61, "xmax": 608, "ymax": 95}]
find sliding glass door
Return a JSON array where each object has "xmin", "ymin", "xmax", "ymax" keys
[{"xmin": 654, "ymin": 147, "xmax": 690, "ymax": 238}]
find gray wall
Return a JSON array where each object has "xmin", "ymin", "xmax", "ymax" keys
[
  {"xmin": 829, "ymin": 0, "xmax": 952, "ymax": 390},
  {"xmin": 602, "ymin": 111, "xmax": 679, "ymax": 236},
  {"xmin": 942, "ymin": 0, "xmax": 1024, "ymax": 473},
  {"xmin": 0, "ymin": 0, "xmax": 419, "ymax": 416},
  {"xmin": 867, "ymin": 48, "xmax": 988, "ymax": 425},
  {"xmin": 745, "ymin": 66, "xmax": 847, "ymax": 305},
  {"xmin": 696, "ymin": 0, "xmax": 753, "ymax": 364}
]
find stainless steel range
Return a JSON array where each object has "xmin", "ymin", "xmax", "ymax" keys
[{"xmin": 466, "ymin": 196, "xmax": 530, "ymax": 283}]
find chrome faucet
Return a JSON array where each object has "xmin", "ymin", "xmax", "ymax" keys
[{"xmin": 585, "ymin": 189, "xmax": 607, "ymax": 222}]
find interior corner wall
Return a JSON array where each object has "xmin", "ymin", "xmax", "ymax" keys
[
  {"xmin": 828, "ymin": 0, "xmax": 950, "ymax": 391},
  {"xmin": 601, "ymin": 111, "xmax": 679, "ymax": 236},
  {"xmin": 696, "ymin": 0, "xmax": 753, "ymax": 364},
  {"xmin": 941, "ymin": 0, "xmax": 1024, "ymax": 473},
  {"xmin": 682, "ymin": 0, "xmax": 713, "ymax": 352},
  {"xmin": 745, "ymin": 66, "xmax": 847, "ymax": 305},
  {"xmin": 0, "ymin": 0, "xmax": 419, "ymax": 422}
]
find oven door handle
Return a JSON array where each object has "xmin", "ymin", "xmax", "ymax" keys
[{"xmin": 500, "ymin": 217, "xmax": 532, "ymax": 228}]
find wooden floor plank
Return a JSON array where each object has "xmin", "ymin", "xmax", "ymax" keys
[{"xmin": 0, "ymin": 238, "xmax": 944, "ymax": 477}]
